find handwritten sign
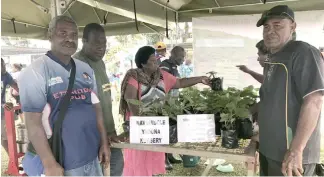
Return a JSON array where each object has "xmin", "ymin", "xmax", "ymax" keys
[
  {"xmin": 129, "ymin": 116, "xmax": 169, "ymax": 144},
  {"xmin": 177, "ymin": 114, "xmax": 216, "ymax": 143}
]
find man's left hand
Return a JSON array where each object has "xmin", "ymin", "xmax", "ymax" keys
[
  {"xmin": 99, "ymin": 144, "xmax": 111, "ymax": 169},
  {"xmin": 281, "ymin": 149, "xmax": 303, "ymax": 176},
  {"xmin": 108, "ymin": 135, "xmax": 122, "ymax": 143}
]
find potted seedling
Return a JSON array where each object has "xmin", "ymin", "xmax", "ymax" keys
[
  {"xmin": 217, "ymin": 88, "xmax": 251, "ymax": 149},
  {"xmin": 236, "ymin": 86, "xmax": 258, "ymax": 139},
  {"xmin": 178, "ymin": 88, "xmax": 211, "ymax": 167},
  {"xmin": 207, "ymin": 71, "xmax": 223, "ymax": 91},
  {"xmin": 202, "ymin": 89, "xmax": 223, "ymax": 136}
]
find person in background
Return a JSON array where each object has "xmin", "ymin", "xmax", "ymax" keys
[
  {"xmin": 257, "ymin": 5, "xmax": 323, "ymax": 176},
  {"xmin": 236, "ymin": 40, "xmax": 267, "ymax": 83},
  {"xmin": 160, "ymin": 46, "xmax": 186, "ymax": 170},
  {"xmin": 73, "ymin": 23, "xmax": 124, "ymax": 176},
  {"xmin": 11, "ymin": 63, "xmax": 22, "ymax": 80},
  {"xmin": 160, "ymin": 46, "xmax": 185, "ymax": 98},
  {"xmin": 10, "ymin": 63, "xmax": 24, "ymax": 125},
  {"xmin": 120, "ymin": 46, "xmax": 211, "ymax": 176},
  {"xmin": 179, "ymin": 59, "xmax": 193, "ymax": 78},
  {"xmin": 237, "ymin": 40, "xmax": 268, "ymax": 150},
  {"xmin": 1, "ymin": 58, "xmax": 19, "ymax": 155},
  {"xmin": 237, "ymin": 31, "xmax": 297, "ymax": 83},
  {"xmin": 154, "ymin": 41, "xmax": 167, "ymax": 65},
  {"xmin": 18, "ymin": 16, "xmax": 110, "ymax": 176},
  {"xmin": 236, "ymin": 40, "xmax": 269, "ymax": 168}
]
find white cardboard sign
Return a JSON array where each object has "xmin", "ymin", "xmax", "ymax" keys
[
  {"xmin": 129, "ymin": 116, "xmax": 169, "ymax": 144},
  {"xmin": 177, "ymin": 114, "xmax": 216, "ymax": 143}
]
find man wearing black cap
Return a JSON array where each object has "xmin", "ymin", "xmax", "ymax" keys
[{"xmin": 257, "ymin": 5, "xmax": 323, "ymax": 176}]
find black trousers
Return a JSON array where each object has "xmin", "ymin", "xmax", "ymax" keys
[{"xmin": 259, "ymin": 152, "xmax": 316, "ymax": 176}]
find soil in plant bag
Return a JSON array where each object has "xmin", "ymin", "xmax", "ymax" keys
[{"xmin": 221, "ymin": 130, "xmax": 239, "ymax": 149}]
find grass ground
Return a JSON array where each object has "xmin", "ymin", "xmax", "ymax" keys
[
  {"xmin": 0, "ymin": 147, "xmax": 248, "ymax": 176},
  {"xmin": 2, "ymin": 147, "xmax": 323, "ymax": 176}
]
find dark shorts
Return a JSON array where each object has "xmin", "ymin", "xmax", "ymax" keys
[
  {"xmin": 14, "ymin": 109, "xmax": 22, "ymax": 115},
  {"xmin": 12, "ymin": 95, "xmax": 22, "ymax": 115},
  {"xmin": 13, "ymin": 95, "xmax": 20, "ymax": 104},
  {"xmin": 259, "ymin": 152, "xmax": 316, "ymax": 176}
]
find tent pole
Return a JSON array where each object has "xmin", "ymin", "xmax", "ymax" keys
[
  {"xmin": 50, "ymin": 0, "xmax": 57, "ymax": 18},
  {"xmin": 50, "ymin": 0, "xmax": 62, "ymax": 18},
  {"xmin": 175, "ymin": 12, "xmax": 179, "ymax": 45},
  {"xmin": 56, "ymin": 0, "xmax": 62, "ymax": 16}
]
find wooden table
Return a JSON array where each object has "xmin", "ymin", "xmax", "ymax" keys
[{"xmin": 111, "ymin": 137, "xmax": 258, "ymax": 176}]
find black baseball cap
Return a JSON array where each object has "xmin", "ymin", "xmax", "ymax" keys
[{"xmin": 256, "ymin": 5, "xmax": 295, "ymax": 27}]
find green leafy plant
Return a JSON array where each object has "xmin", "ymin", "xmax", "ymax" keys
[
  {"xmin": 202, "ymin": 86, "xmax": 259, "ymax": 130},
  {"xmin": 126, "ymin": 95, "xmax": 191, "ymax": 120},
  {"xmin": 179, "ymin": 87, "xmax": 208, "ymax": 114},
  {"xmin": 126, "ymin": 85, "xmax": 259, "ymax": 127}
]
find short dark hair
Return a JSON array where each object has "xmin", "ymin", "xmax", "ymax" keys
[
  {"xmin": 135, "ymin": 46, "xmax": 155, "ymax": 68},
  {"xmin": 82, "ymin": 23, "xmax": 105, "ymax": 40},
  {"xmin": 256, "ymin": 40, "xmax": 268, "ymax": 54},
  {"xmin": 171, "ymin": 46, "xmax": 185, "ymax": 56}
]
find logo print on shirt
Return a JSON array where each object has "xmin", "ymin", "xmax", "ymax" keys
[
  {"xmin": 48, "ymin": 77, "xmax": 63, "ymax": 86},
  {"xmin": 82, "ymin": 72, "xmax": 92, "ymax": 84}
]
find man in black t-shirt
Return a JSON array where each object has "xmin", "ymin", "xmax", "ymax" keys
[
  {"xmin": 160, "ymin": 46, "xmax": 185, "ymax": 97},
  {"xmin": 256, "ymin": 5, "xmax": 323, "ymax": 176},
  {"xmin": 160, "ymin": 46, "xmax": 186, "ymax": 170}
]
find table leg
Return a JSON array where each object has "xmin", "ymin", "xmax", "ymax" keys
[
  {"xmin": 201, "ymin": 159, "xmax": 216, "ymax": 176},
  {"xmin": 246, "ymin": 156, "xmax": 256, "ymax": 176}
]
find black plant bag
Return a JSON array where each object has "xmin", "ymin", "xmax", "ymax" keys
[
  {"xmin": 235, "ymin": 118, "xmax": 253, "ymax": 139},
  {"xmin": 316, "ymin": 163, "xmax": 324, "ymax": 176},
  {"xmin": 169, "ymin": 118, "xmax": 178, "ymax": 144},
  {"xmin": 221, "ymin": 129, "xmax": 239, "ymax": 149},
  {"xmin": 214, "ymin": 113, "xmax": 222, "ymax": 136},
  {"xmin": 210, "ymin": 77, "xmax": 223, "ymax": 91}
]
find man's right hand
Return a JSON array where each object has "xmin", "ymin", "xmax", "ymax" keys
[
  {"xmin": 236, "ymin": 65, "xmax": 251, "ymax": 73},
  {"xmin": 44, "ymin": 162, "xmax": 64, "ymax": 176}
]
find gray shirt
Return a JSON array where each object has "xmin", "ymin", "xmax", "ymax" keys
[{"xmin": 259, "ymin": 41, "xmax": 324, "ymax": 164}]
